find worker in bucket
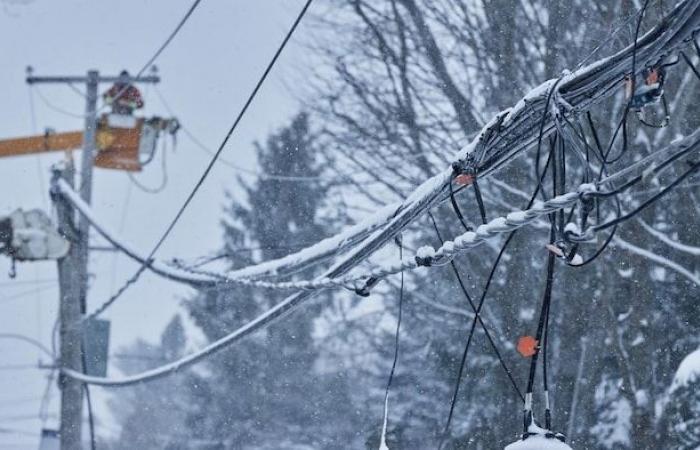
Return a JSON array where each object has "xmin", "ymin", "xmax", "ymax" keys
[{"xmin": 103, "ymin": 71, "xmax": 144, "ymax": 116}]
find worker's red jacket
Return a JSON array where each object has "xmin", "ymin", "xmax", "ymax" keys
[{"xmin": 103, "ymin": 83, "xmax": 144, "ymax": 109}]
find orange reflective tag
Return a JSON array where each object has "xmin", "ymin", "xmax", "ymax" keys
[
  {"xmin": 455, "ymin": 174, "xmax": 475, "ymax": 186},
  {"xmin": 517, "ymin": 336, "xmax": 538, "ymax": 357}
]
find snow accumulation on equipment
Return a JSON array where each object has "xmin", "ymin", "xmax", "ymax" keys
[
  {"xmin": 505, "ymin": 436, "xmax": 573, "ymax": 450},
  {"xmin": 60, "ymin": 0, "xmax": 700, "ymax": 386},
  {"xmin": 670, "ymin": 347, "xmax": 700, "ymax": 392},
  {"xmin": 0, "ymin": 209, "xmax": 69, "ymax": 261},
  {"xmin": 505, "ymin": 423, "xmax": 572, "ymax": 450}
]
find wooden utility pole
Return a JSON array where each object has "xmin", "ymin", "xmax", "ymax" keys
[{"xmin": 29, "ymin": 69, "xmax": 159, "ymax": 449}]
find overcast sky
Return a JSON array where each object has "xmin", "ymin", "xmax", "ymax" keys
[{"xmin": 0, "ymin": 1, "xmax": 311, "ymax": 447}]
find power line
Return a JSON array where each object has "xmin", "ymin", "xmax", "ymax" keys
[
  {"xmin": 0, "ymin": 284, "xmax": 58, "ymax": 305},
  {"xmin": 59, "ymin": 4, "xmax": 700, "ymax": 385},
  {"xmin": 0, "ymin": 333, "xmax": 54, "ymax": 359},
  {"xmin": 0, "ymin": 278, "xmax": 56, "ymax": 286},
  {"xmin": 32, "ymin": 85, "xmax": 86, "ymax": 119},
  {"xmin": 99, "ymin": 0, "xmax": 204, "ymax": 112},
  {"xmin": 153, "ymin": 87, "xmax": 332, "ymax": 182},
  {"xmin": 0, "ymin": 364, "xmax": 40, "ymax": 371},
  {"xmin": 378, "ymin": 241, "xmax": 404, "ymax": 450},
  {"xmin": 138, "ymin": 0, "xmax": 203, "ymax": 79},
  {"xmin": 86, "ymin": 0, "xmax": 315, "ymax": 321},
  {"xmin": 437, "ymin": 139, "xmax": 558, "ymax": 448},
  {"xmin": 55, "ymin": 119, "xmax": 700, "ymax": 299}
]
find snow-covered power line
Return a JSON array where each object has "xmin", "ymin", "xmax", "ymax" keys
[
  {"xmin": 59, "ymin": 127, "xmax": 700, "ymax": 386},
  {"xmin": 61, "ymin": 1, "xmax": 700, "ymax": 386},
  {"xmin": 52, "ymin": 177, "xmax": 585, "ymax": 292},
  {"xmin": 54, "ymin": 175, "xmax": 394, "ymax": 288}
]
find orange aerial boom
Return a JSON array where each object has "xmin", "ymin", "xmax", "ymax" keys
[{"xmin": 0, "ymin": 115, "xmax": 178, "ymax": 172}]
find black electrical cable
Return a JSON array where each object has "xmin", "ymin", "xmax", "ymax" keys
[
  {"xmin": 140, "ymin": 0, "xmax": 203, "ymax": 77},
  {"xmin": 571, "ymin": 4, "xmax": 683, "ymax": 265},
  {"xmin": 566, "ymin": 124, "xmax": 624, "ymax": 268},
  {"xmin": 591, "ymin": 139, "xmax": 700, "ymax": 199},
  {"xmin": 597, "ymin": 0, "xmax": 650, "ymax": 169},
  {"xmin": 565, "ymin": 1, "xmax": 649, "ymax": 268},
  {"xmin": 680, "ymin": 50, "xmax": 700, "ymax": 81},
  {"xmin": 449, "ymin": 181, "xmax": 471, "ymax": 232},
  {"xmin": 438, "ymin": 142, "xmax": 558, "ymax": 447},
  {"xmin": 534, "ymin": 78, "xmax": 564, "ymax": 200},
  {"xmin": 379, "ymin": 241, "xmax": 404, "ymax": 446},
  {"xmin": 472, "ymin": 179, "xmax": 488, "ymax": 224},
  {"xmin": 602, "ymin": 113, "xmax": 630, "ymax": 165},
  {"xmin": 448, "ymin": 177, "xmax": 487, "ymax": 231},
  {"xmin": 84, "ymin": 0, "xmax": 314, "ymax": 320},
  {"xmin": 105, "ymin": 0, "xmax": 203, "ymax": 108},
  {"xmin": 569, "ymin": 144, "xmax": 622, "ymax": 267},
  {"xmin": 524, "ymin": 224, "xmax": 556, "ymax": 434},
  {"xmin": 539, "ymin": 140, "xmax": 560, "ymax": 431},
  {"xmin": 542, "ymin": 286, "xmax": 552, "ymax": 430},
  {"xmin": 429, "ymin": 214, "xmax": 524, "ymax": 400},
  {"xmin": 557, "ymin": 134, "xmax": 567, "ymax": 236},
  {"xmin": 432, "ymin": 214, "xmax": 522, "ymax": 450},
  {"xmin": 592, "ymin": 160, "xmax": 700, "ymax": 233}
]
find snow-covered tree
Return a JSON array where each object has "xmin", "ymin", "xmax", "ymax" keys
[{"xmin": 182, "ymin": 112, "xmax": 359, "ymax": 447}]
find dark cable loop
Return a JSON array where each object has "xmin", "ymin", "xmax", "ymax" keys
[
  {"xmin": 594, "ymin": 160, "xmax": 700, "ymax": 233},
  {"xmin": 472, "ymin": 179, "xmax": 488, "ymax": 225},
  {"xmin": 449, "ymin": 181, "xmax": 472, "ymax": 232},
  {"xmin": 438, "ymin": 141, "xmax": 559, "ymax": 447},
  {"xmin": 433, "ymin": 213, "xmax": 523, "ymax": 450}
]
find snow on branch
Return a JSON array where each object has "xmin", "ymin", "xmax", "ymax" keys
[
  {"xmin": 612, "ymin": 236, "xmax": 700, "ymax": 286},
  {"xmin": 637, "ymin": 219, "xmax": 700, "ymax": 256}
]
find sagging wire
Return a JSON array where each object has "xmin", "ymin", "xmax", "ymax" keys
[
  {"xmin": 437, "ymin": 141, "xmax": 559, "ymax": 447},
  {"xmin": 572, "ymin": 160, "xmax": 700, "ymax": 240},
  {"xmin": 378, "ymin": 237, "xmax": 404, "ymax": 450},
  {"xmin": 680, "ymin": 50, "xmax": 700, "ymax": 81},
  {"xmin": 33, "ymin": 85, "xmax": 86, "ymax": 119},
  {"xmin": 448, "ymin": 181, "xmax": 471, "ymax": 231},
  {"xmin": 127, "ymin": 132, "xmax": 169, "ymax": 194},
  {"xmin": 523, "ymin": 223, "xmax": 560, "ymax": 439},
  {"xmin": 153, "ymin": 86, "xmax": 334, "ymax": 183},
  {"xmin": 472, "ymin": 179, "xmax": 488, "ymax": 224},
  {"xmin": 38, "ymin": 368, "xmax": 56, "ymax": 426},
  {"xmin": 432, "ymin": 211, "xmax": 523, "ymax": 450},
  {"xmin": 555, "ymin": 0, "xmax": 651, "ymax": 267}
]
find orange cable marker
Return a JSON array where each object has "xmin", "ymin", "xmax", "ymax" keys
[
  {"xmin": 455, "ymin": 173, "xmax": 475, "ymax": 186},
  {"xmin": 517, "ymin": 335, "xmax": 538, "ymax": 358}
]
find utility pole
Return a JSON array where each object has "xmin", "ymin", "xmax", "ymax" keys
[{"xmin": 29, "ymin": 68, "xmax": 159, "ymax": 450}]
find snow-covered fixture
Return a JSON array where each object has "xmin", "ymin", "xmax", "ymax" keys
[
  {"xmin": 0, "ymin": 209, "xmax": 69, "ymax": 262},
  {"xmin": 38, "ymin": 429, "xmax": 60, "ymax": 450},
  {"xmin": 505, "ymin": 423, "xmax": 572, "ymax": 450},
  {"xmin": 670, "ymin": 346, "xmax": 700, "ymax": 392}
]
